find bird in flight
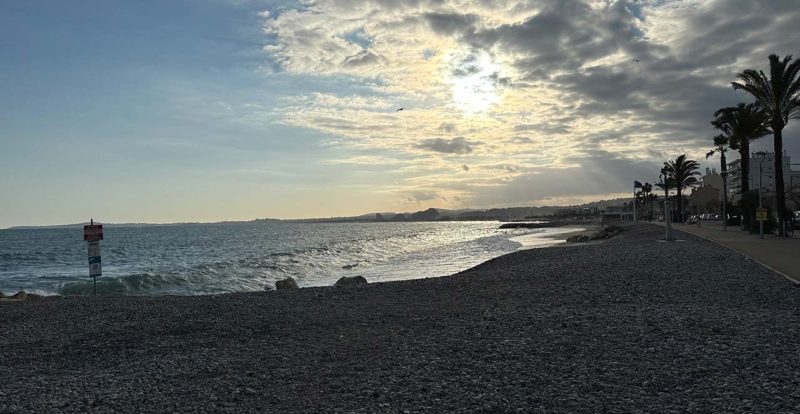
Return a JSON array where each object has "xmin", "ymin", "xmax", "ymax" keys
[
  {"xmin": 632, "ymin": 59, "xmax": 640, "ymax": 63},
  {"xmin": 396, "ymin": 108, "xmax": 405, "ymax": 112}
]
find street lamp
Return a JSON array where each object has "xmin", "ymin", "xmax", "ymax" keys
[
  {"xmin": 759, "ymin": 157, "xmax": 765, "ymax": 239},
  {"xmin": 720, "ymin": 170, "xmax": 728, "ymax": 232},
  {"xmin": 660, "ymin": 172, "xmax": 674, "ymax": 241}
]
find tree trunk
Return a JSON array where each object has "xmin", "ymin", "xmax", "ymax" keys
[
  {"xmin": 721, "ymin": 152, "xmax": 728, "ymax": 226},
  {"xmin": 740, "ymin": 143, "xmax": 751, "ymax": 230},
  {"xmin": 676, "ymin": 188, "xmax": 682, "ymax": 222},
  {"xmin": 740, "ymin": 143, "xmax": 749, "ymax": 194},
  {"xmin": 774, "ymin": 128, "xmax": 787, "ymax": 236}
]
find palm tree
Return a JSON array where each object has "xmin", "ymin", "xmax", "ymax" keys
[
  {"xmin": 655, "ymin": 167, "xmax": 675, "ymax": 221},
  {"xmin": 706, "ymin": 134, "xmax": 730, "ymax": 228},
  {"xmin": 732, "ymin": 54, "xmax": 800, "ymax": 235},
  {"xmin": 663, "ymin": 154, "xmax": 700, "ymax": 222},
  {"xmin": 647, "ymin": 191, "xmax": 658, "ymax": 221},
  {"xmin": 711, "ymin": 103, "xmax": 770, "ymax": 199},
  {"xmin": 640, "ymin": 182, "xmax": 653, "ymax": 220}
]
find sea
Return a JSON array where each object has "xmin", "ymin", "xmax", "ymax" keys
[{"xmin": 0, "ymin": 221, "xmax": 583, "ymax": 296}]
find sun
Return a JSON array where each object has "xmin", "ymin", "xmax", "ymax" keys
[{"xmin": 446, "ymin": 49, "xmax": 503, "ymax": 114}]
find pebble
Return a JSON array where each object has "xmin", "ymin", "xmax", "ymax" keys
[{"xmin": 1, "ymin": 225, "xmax": 798, "ymax": 413}]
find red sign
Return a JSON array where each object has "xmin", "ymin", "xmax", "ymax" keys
[{"xmin": 84, "ymin": 224, "xmax": 103, "ymax": 241}]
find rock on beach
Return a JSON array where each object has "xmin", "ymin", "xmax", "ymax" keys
[
  {"xmin": 275, "ymin": 277, "xmax": 299, "ymax": 290},
  {"xmin": 334, "ymin": 276, "xmax": 368, "ymax": 287}
]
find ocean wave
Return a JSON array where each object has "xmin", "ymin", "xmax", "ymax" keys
[
  {"xmin": 58, "ymin": 272, "xmax": 190, "ymax": 295},
  {"xmin": 3, "ymin": 222, "xmax": 564, "ymax": 296}
]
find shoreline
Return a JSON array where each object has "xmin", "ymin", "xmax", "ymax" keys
[
  {"xmin": 3, "ymin": 224, "xmax": 800, "ymax": 412},
  {"xmin": 0, "ymin": 224, "xmax": 605, "ymax": 300}
]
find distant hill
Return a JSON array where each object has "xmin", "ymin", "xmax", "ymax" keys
[
  {"xmin": 6, "ymin": 218, "xmax": 280, "ymax": 230},
  {"xmin": 5, "ymin": 199, "xmax": 635, "ymax": 229}
]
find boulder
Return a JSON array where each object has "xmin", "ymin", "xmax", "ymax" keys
[
  {"xmin": 566, "ymin": 234, "xmax": 590, "ymax": 243},
  {"xmin": 10, "ymin": 291, "xmax": 27, "ymax": 300},
  {"xmin": 275, "ymin": 277, "xmax": 298, "ymax": 290},
  {"xmin": 263, "ymin": 284, "xmax": 274, "ymax": 291},
  {"xmin": 334, "ymin": 276, "xmax": 368, "ymax": 287}
]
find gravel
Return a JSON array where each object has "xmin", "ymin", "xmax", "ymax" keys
[{"xmin": 2, "ymin": 224, "xmax": 800, "ymax": 413}]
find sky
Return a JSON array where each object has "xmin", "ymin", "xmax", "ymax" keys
[{"xmin": 1, "ymin": 0, "xmax": 799, "ymax": 227}]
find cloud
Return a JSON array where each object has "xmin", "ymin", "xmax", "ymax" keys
[
  {"xmin": 438, "ymin": 122, "xmax": 457, "ymax": 133},
  {"xmin": 406, "ymin": 191, "xmax": 440, "ymax": 202},
  {"xmin": 258, "ymin": 0, "xmax": 800, "ymax": 209},
  {"xmin": 424, "ymin": 12, "xmax": 480, "ymax": 36},
  {"xmin": 513, "ymin": 122, "xmax": 571, "ymax": 135},
  {"xmin": 414, "ymin": 137, "xmax": 478, "ymax": 154}
]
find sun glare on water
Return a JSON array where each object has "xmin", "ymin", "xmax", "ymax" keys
[{"xmin": 447, "ymin": 49, "xmax": 503, "ymax": 114}]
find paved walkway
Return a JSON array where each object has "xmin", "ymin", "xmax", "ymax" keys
[{"xmin": 651, "ymin": 221, "xmax": 800, "ymax": 284}]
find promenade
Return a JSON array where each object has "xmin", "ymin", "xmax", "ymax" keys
[{"xmin": 655, "ymin": 220, "xmax": 800, "ymax": 284}]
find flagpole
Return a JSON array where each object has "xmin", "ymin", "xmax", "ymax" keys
[{"xmin": 633, "ymin": 186, "xmax": 637, "ymax": 224}]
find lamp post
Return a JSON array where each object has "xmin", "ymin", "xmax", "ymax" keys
[
  {"xmin": 786, "ymin": 163, "xmax": 800, "ymax": 237},
  {"xmin": 661, "ymin": 172, "xmax": 674, "ymax": 241},
  {"xmin": 720, "ymin": 170, "xmax": 728, "ymax": 232},
  {"xmin": 759, "ymin": 158, "xmax": 765, "ymax": 239}
]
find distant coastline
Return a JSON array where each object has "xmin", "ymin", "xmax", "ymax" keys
[{"xmin": 4, "ymin": 197, "xmax": 634, "ymax": 230}]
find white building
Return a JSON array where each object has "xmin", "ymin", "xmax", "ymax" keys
[{"xmin": 727, "ymin": 151, "xmax": 800, "ymax": 194}]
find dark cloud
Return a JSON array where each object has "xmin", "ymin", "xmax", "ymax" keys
[
  {"xmin": 343, "ymin": 49, "xmax": 383, "ymax": 67},
  {"xmin": 465, "ymin": 0, "xmax": 655, "ymax": 78},
  {"xmin": 471, "ymin": 150, "xmax": 661, "ymax": 206},
  {"xmin": 514, "ymin": 122, "xmax": 570, "ymax": 135},
  {"xmin": 414, "ymin": 137, "xmax": 477, "ymax": 154},
  {"xmin": 463, "ymin": 0, "xmax": 800, "ymax": 154},
  {"xmin": 424, "ymin": 12, "xmax": 479, "ymax": 36}
]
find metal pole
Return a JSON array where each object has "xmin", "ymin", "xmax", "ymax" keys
[
  {"xmin": 722, "ymin": 171, "xmax": 728, "ymax": 232},
  {"xmin": 665, "ymin": 200, "xmax": 673, "ymax": 241},
  {"xmin": 697, "ymin": 201, "xmax": 701, "ymax": 228},
  {"xmin": 94, "ymin": 277, "xmax": 97, "ymax": 296},
  {"xmin": 759, "ymin": 161, "xmax": 764, "ymax": 239}
]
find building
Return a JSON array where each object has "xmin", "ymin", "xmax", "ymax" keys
[
  {"xmin": 688, "ymin": 184, "xmax": 721, "ymax": 213},
  {"xmin": 700, "ymin": 167, "xmax": 725, "ymax": 202},
  {"xmin": 601, "ymin": 204, "xmax": 634, "ymax": 223},
  {"xmin": 727, "ymin": 151, "xmax": 800, "ymax": 196}
]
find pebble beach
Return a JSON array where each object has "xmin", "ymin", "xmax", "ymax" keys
[{"xmin": 2, "ymin": 224, "xmax": 800, "ymax": 413}]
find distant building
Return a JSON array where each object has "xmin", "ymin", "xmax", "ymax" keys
[
  {"xmin": 601, "ymin": 204, "xmax": 633, "ymax": 223},
  {"xmin": 728, "ymin": 151, "xmax": 800, "ymax": 197},
  {"xmin": 701, "ymin": 168, "xmax": 725, "ymax": 202},
  {"xmin": 689, "ymin": 184, "xmax": 721, "ymax": 213}
]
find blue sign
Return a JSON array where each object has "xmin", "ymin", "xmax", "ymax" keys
[{"xmin": 87, "ymin": 240, "xmax": 102, "ymax": 277}]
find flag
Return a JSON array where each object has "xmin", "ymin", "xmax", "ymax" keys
[{"xmin": 634, "ymin": 180, "xmax": 643, "ymax": 189}]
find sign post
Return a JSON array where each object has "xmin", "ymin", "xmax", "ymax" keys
[
  {"xmin": 756, "ymin": 208, "xmax": 767, "ymax": 239},
  {"xmin": 84, "ymin": 219, "xmax": 103, "ymax": 295},
  {"xmin": 665, "ymin": 200, "xmax": 674, "ymax": 241}
]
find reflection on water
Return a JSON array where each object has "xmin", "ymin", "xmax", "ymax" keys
[{"xmin": 0, "ymin": 222, "xmax": 581, "ymax": 295}]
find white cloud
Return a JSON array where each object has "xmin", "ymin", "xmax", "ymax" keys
[{"xmin": 259, "ymin": 0, "xmax": 800, "ymax": 208}]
